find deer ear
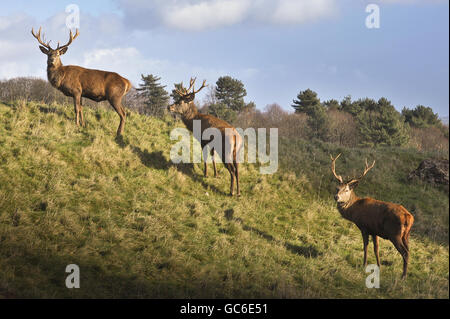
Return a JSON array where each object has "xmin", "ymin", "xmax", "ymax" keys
[
  {"xmin": 186, "ymin": 93, "xmax": 195, "ymax": 102},
  {"xmin": 59, "ymin": 47, "xmax": 68, "ymax": 55},
  {"xmin": 348, "ymin": 179, "xmax": 359, "ymax": 189},
  {"xmin": 39, "ymin": 46, "xmax": 49, "ymax": 55}
]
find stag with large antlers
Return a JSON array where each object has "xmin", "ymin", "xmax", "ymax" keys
[
  {"xmin": 330, "ymin": 154, "xmax": 414, "ymax": 278},
  {"xmin": 31, "ymin": 27, "xmax": 131, "ymax": 136},
  {"xmin": 168, "ymin": 78, "xmax": 243, "ymax": 196}
]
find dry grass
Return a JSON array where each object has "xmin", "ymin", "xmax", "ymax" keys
[{"xmin": 0, "ymin": 101, "xmax": 448, "ymax": 298}]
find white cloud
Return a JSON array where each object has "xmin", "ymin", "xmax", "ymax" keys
[
  {"xmin": 375, "ymin": 0, "xmax": 446, "ymax": 4},
  {"xmin": 81, "ymin": 46, "xmax": 258, "ymax": 102},
  {"xmin": 0, "ymin": 13, "xmax": 29, "ymax": 31},
  {"xmin": 0, "ymin": 61, "xmax": 45, "ymax": 79},
  {"xmin": 0, "ymin": 9, "xmax": 133, "ymax": 80},
  {"xmin": 118, "ymin": 0, "xmax": 338, "ymax": 31},
  {"xmin": 270, "ymin": 0, "xmax": 337, "ymax": 24},
  {"xmin": 163, "ymin": 0, "xmax": 251, "ymax": 31}
]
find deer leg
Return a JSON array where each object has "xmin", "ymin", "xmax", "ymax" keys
[
  {"xmin": 234, "ymin": 161, "xmax": 240, "ymax": 196},
  {"xmin": 402, "ymin": 226, "xmax": 411, "ymax": 252},
  {"xmin": 233, "ymin": 138, "xmax": 240, "ymax": 195},
  {"xmin": 211, "ymin": 149, "xmax": 217, "ymax": 177},
  {"xmin": 362, "ymin": 231, "xmax": 369, "ymax": 267},
  {"xmin": 73, "ymin": 95, "xmax": 81, "ymax": 126},
  {"xmin": 118, "ymin": 103, "xmax": 126, "ymax": 136},
  {"xmin": 79, "ymin": 107, "xmax": 85, "ymax": 127},
  {"xmin": 203, "ymin": 147, "xmax": 209, "ymax": 177},
  {"xmin": 109, "ymin": 97, "xmax": 126, "ymax": 136},
  {"xmin": 392, "ymin": 237, "xmax": 409, "ymax": 279},
  {"xmin": 79, "ymin": 98, "xmax": 85, "ymax": 127},
  {"xmin": 226, "ymin": 163, "xmax": 235, "ymax": 196},
  {"xmin": 372, "ymin": 235, "xmax": 380, "ymax": 267}
]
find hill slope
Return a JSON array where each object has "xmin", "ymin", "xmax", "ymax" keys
[{"xmin": 0, "ymin": 101, "xmax": 448, "ymax": 298}]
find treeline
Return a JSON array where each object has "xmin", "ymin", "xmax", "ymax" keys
[
  {"xmin": 0, "ymin": 77, "xmax": 143, "ymax": 111},
  {"xmin": 0, "ymin": 76, "xmax": 448, "ymax": 154},
  {"xmin": 198, "ymin": 78, "xmax": 447, "ymax": 154},
  {"xmin": 236, "ymin": 89, "xmax": 448, "ymax": 154}
]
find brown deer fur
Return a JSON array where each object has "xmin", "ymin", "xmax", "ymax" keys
[
  {"xmin": 168, "ymin": 78, "xmax": 243, "ymax": 196},
  {"xmin": 31, "ymin": 27, "xmax": 131, "ymax": 136},
  {"xmin": 331, "ymin": 154, "xmax": 414, "ymax": 278}
]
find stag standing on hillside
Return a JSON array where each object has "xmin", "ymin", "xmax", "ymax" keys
[
  {"xmin": 330, "ymin": 154, "xmax": 414, "ymax": 278},
  {"xmin": 31, "ymin": 27, "xmax": 131, "ymax": 136},
  {"xmin": 168, "ymin": 78, "xmax": 243, "ymax": 196}
]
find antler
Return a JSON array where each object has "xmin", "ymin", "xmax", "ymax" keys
[
  {"xmin": 358, "ymin": 158, "xmax": 375, "ymax": 180},
  {"xmin": 31, "ymin": 27, "xmax": 53, "ymax": 50},
  {"xmin": 330, "ymin": 153, "xmax": 344, "ymax": 184},
  {"xmin": 174, "ymin": 78, "xmax": 208, "ymax": 97},
  {"xmin": 185, "ymin": 77, "xmax": 196, "ymax": 94},
  {"xmin": 31, "ymin": 27, "xmax": 79, "ymax": 51},
  {"xmin": 192, "ymin": 79, "xmax": 207, "ymax": 94},
  {"xmin": 56, "ymin": 29, "xmax": 79, "ymax": 51}
]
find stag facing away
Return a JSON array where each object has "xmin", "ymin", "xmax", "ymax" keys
[
  {"xmin": 168, "ymin": 78, "xmax": 243, "ymax": 196},
  {"xmin": 31, "ymin": 27, "xmax": 131, "ymax": 136}
]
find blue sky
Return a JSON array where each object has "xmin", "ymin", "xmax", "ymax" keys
[{"xmin": 0, "ymin": 0, "xmax": 448, "ymax": 117}]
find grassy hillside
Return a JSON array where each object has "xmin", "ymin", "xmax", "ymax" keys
[{"xmin": 0, "ymin": 100, "xmax": 448, "ymax": 298}]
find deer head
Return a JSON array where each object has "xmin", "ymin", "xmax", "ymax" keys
[
  {"xmin": 330, "ymin": 154, "xmax": 375, "ymax": 205},
  {"xmin": 168, "ymin": 77, "xmax": 207, "ymax": 116},
  {"xmin": 31, "ymin": 27, "xmax": 79, "ymax": 68}
]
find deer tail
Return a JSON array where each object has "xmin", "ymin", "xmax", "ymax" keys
[
  {"xmin": 233, "ymin": 132, "xmax": 243, "ymax": 164},
  {"xmin": 124, "ymin": 79, "xmax": 132, "ymax": 95}
]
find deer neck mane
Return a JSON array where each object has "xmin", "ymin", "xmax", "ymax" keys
[
  {"xmin": 337, "ymin": 191, "xmax": 360, "ymax": 220},
  {"xmin": 181, "ymin": 103, "xmax": 200, "ymax": 132},
  {"xmin": 47, "ymin": 59, "xmax": 64, "ymax": 88}
]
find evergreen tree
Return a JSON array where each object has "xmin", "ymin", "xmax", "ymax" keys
[
  {"xmin": 292, "ymin": 89, "xmax": 321, "ymax": 114},
  {"xmin": 136, "ymin": 74, "xmax": 169, "ymax": 117},
  {"xmin": 357, "ymin": 97, "xmax": 378, "ymax": 112},
  {"xmin": 357, "ymin": 97, "xmax": 409, "ymax": 146},
  {"xmin": 208, "ymin": 102, "xmax": 237, "ymax": 123},
  {"xmin": 308, "ymin": 105, "xmax": 329, "ymax": 140},
  {"xmin": 170, "ymin": 82, "xmax": 185, "ymax": 104},
  {"xmin": 340, "ymin": 95, "xmax": 362, "ymax": 116},
  {"xmin": 323, "ymin": 99, "xmax": 340, "ymax": 111},
  {"xmin": 402, "ymin": 105, "xmax": 441, "ymax": 128},
  {"xmin": 215, "ymin": 76, "xmax": 247, "ymax": 112},
  {"xmin": 292, "ymin": 89, "xmax": 329, "ymax": 140},
  {"xmin": 204, "ymin": 76, "xmax": 251, "ymax": 122}
]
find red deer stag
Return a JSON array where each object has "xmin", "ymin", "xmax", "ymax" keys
[
  {"xmin": 168, "ymin": 78, "xmax": 243, "ymax": 196},
  {"xmin": 31, "ymin": 27, "xmax": 131, "ymax": 136},
  {"xmin": 330, "ymin": 154, "xmax": 414, "ymax": 278}
]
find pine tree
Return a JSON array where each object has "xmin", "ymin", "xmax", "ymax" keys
[
  {"xmin": 292, "ymin": 89, "xmax": 329, "ymax": 140},
  {"xmin": 208, "ymin": 102, "xmax": 237, "ymax": 123},
  {"xmin": 170, "ymin": 82, "xmax": 185, "ymax": 105},
  {"xmin": 215, "ymin": 76, "xmax": 247, "ymax": 112},
  {"xmin": 136, "ymin": 74, "xmax": 169, "ymax": 117},
  {"xmin": 292, "ymin": 89, "xmax": 320, "ymax": 114},
  {"xmin": 402, "ymin": 105, "xmax": 441, "ymax": 128},
  {"xmin": 323, "ymin": 99, "xmax": 340, "ymax": 111},
  {"xmin": 339, "ymin": 95, "xmax": 363, "ymax": 116},
  {"xmin": 357, "ymin": 97, "xmax": 409, "ymax": 146}
]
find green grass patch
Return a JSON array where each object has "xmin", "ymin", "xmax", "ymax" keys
[{"xmin": 0, "ymin": 101, "xmax": 448, "ymax": 298}]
